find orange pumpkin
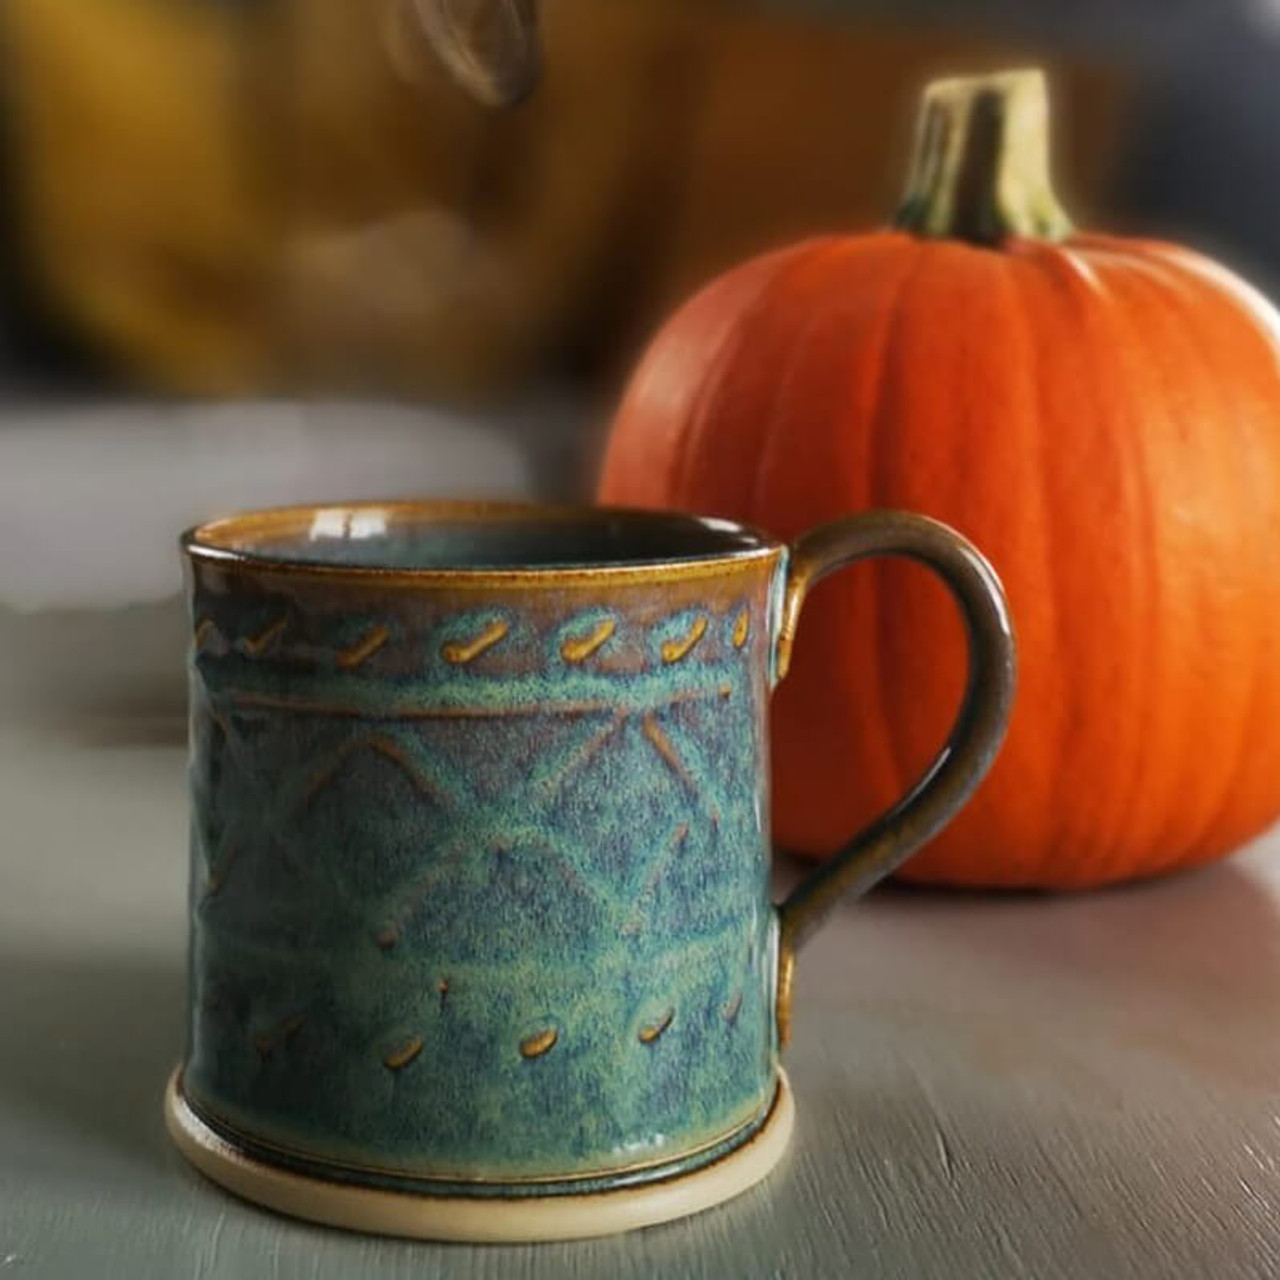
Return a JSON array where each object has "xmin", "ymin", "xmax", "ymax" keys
[{"xmin": 599, "ymin": 70, "xmax": 1280, "ymax": 888}]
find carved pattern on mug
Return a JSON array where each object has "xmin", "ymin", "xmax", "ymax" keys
[
  {"xmin": 442, "ymin": 619, "xmax": 509, "ymax": 664},
  {"xmin": 337, "ymin": 625, "xmax": 390, "ymax": 669},
  {"xmin": 251, "ymin": 1013, "xmax": 307, "ymax": 1062},
  {"xmin": 519, "ymin": 1027, "xmax": 558, "ymax": 1059},
  {"xmin": 560, "ymin": 617, "xmax": 616, "ymax": 664},
  {"xmin": 638, "ymin": 1008, "xmax": 674, "ymax": 1044},
  {"xmin": 661, "ymin": 616, "xmax": 707, "ymax": 664},
  {"xmin": 194, "ymin": 604, "xmax": 764, "ymax": 672},
  {"xmin": 384, "ymin": 1037, "xmax": 424, "ymax": 1071},
  {"xmin": 200, "ymin": 697, "xmax": 728, "ymax": 944},
  {"xmin": 242, "ymin": 616, "xmax": 288, "ymax": 657},
  {"xmin": 193, "ymin": 617, "xmax": 217, "ymax": 653},
  {"xmin": 641, "ymin": 714, "xmax": 697, "ymax": 794},
  {"xmin": 621, "ymin": 823, "xmax": 689, "ymax": 938},
  {"xmin": 228, "ymin": 683, "xmax": 727, "ymax": 721},
  {"xmin": 200, "ymin": 839, "xmax": 241, "ymax": 901},
  {"xmin": 536, "ymin": 712, "xmax": 628, "ymax": 799}
]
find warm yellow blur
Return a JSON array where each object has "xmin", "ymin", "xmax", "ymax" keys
[{"xmin": 5, "ymin": 0, "xmax": 1126, "ymax": 400}]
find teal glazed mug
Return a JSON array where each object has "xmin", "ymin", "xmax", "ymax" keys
[{"xmin": 165, "ymin": 501, "xmax": 1015, "ymax": 1241}]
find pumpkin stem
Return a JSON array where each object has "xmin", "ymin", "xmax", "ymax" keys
[{"xmin": 893, "ymin": 68, "xmax": 1073, "ymax": 245}]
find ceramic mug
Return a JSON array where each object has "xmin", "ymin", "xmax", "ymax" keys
[{"xmin": 165, "ymin": 501, "xmax": 1014, "ymax": 1241}]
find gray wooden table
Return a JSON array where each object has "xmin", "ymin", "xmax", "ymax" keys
[{"xmin": 2, "ymin": 717, "xmax": 1278, "ymax": 1279}]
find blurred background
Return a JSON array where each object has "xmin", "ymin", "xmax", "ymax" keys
[{"xmin": 1, "ymin": 0, "xmax": 1277, "ymax": 724}]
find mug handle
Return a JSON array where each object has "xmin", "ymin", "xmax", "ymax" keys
[{"xmin": 773, "ymin": 510, "xmax": 1016, "ymax": 1044}]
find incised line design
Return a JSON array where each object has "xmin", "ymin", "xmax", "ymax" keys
[
  {"xmin": 250, "ymin": 1013, "xmax": 305, "ymax": 1060},
  {"xmin": 384, "ymin": 1037, "xmax": 425, "ymax": 1071},
  {"xmin": 300, "ymin": 733, "xmax": 457, "ymax": 811},
  {"xmin": 640, "ymin": 714, "xmax": 698, "ymax": 794},
  {"xmin": 197, "ymin": 682, "xmax": 742, "ymax": 937},
  {"xmin": 442, "ymin": 619, "xmax": 509, "ymax": 664},
  {"xmin": 637, "ymin": 1008, "xmax": 674, "ymax": 1044},
  {"xmin": 200, "ymin": 838, "xmax": 242, "ymax": 901},
  {"xmin": 534, "ymin": 712, "xmax": 627, "ymax": 799},
  {"xmin": 337, "ymin": 625, "xmax": 390, "ymax": 669},
  {"xmin": 519, "ymin": 1028, "xmax": 558, "ymax": 1059},
  {"xmin": 620, "ymin": 822, "xmax": 689, "ymax": 937},
  {"xmin": 194, "ymin": 604, "xmax": 753, "ymax": 672},
  {"xmin": 222, "ymin": 681, "xmax": 730, "ymax": 721},
  {"xmin": 193, "ymin": 597, "xmax": 761, "ymax": 1084},
  {"xmin": 560, "ymin": 617, "xmax": 616, "ymax": 663},
  {"xmin": 193, "ymin": 617, "xmax": 217, "ymax": 652},
  {"xmin": 661, "ymin": 615, "xmax": 708, "ymax": 664},
  {"xmin": 241, "ymin": 616, "xmax": 288, "ymax": 657}
]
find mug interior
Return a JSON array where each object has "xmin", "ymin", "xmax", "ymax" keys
[{"xmin": 185, "ymin": 502, "xmax": 776, "ymax": 573}]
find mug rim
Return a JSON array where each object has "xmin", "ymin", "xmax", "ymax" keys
[{"xmin": 182, "ymin": 499, "xmax": 784, "ymax": 586}]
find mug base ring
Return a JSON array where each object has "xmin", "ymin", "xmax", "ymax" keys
[{"xmin": 162, "ymin": 1066, "xmax": 794, "ymax": 1242}]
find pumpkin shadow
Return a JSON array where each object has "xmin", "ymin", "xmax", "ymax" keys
[
  {"xmin": 868, "ymin": 846, "xmax": 1280, "ymax": 1091},
  {"xmin": 0, "ymin": 947, "xmax": 186, "ymax": 1174}
]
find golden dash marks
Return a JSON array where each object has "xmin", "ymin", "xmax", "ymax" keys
[
  {"xmin": 253, "ymin": 1014, "xmax": 306, "ymax": 1061},
  {"xmin": 732, "ymin": 609, "xmax": 750, "ymax": 649},
  {"xmin": 243, "ymin": 616, "xmax": 287, "ymax": 657},
  {"xmin": 661, "ymin": 616, "xmax": 707, "ymax": 664},
  {"xmin": 337, "ymin": 624, "xmax": 390, "ymax": 669},
  {"xmin": 201, "ymin": 840, "xmax": 242, "ymax": 901},
  {"xmin": 192, "ymin": 617, "xmax": 217, "ymax": 652},
  {"xmin": 638, "ymin": 1008, "xmax": 674, "ymax": 1044},
  {"xmin": 519, "ymin": 1027, "xmax": 558, "ymax": 1059},
  {"xmin": 384, "ymin": 1037, "xmax": 424, "ymax": 1071},
  {"xmin": 560, "ymin": 617, "xmax": 616, "ymax": 664},
  {"xmin": 442, "ymin": 619, "xmax": 509, "ymax": 665}
]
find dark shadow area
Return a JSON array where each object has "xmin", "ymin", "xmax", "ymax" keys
[
  {"xmin": 0, "ymin": 2, "xmax": 117, "ymax": 397},
  {"xmin": 0, "ymin": 948, "xmax": 186, "ymax": 1171},
  {"xmin": 52, "ymin": 714, "xmax": 188, "ymax": 750},
  {"xmin": 774, "ymin": 840, "xmax": 1280, "ymax": 1091},
  {"xmin": 862, "ymin": 853, "xmax": 1280, "ymax": 1092}
]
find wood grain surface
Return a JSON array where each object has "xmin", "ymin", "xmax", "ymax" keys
[{"xmin": 1, "ymin": 719, "xmax": 1278, "ymax": 1278}]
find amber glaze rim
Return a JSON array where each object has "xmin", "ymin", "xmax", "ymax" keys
[{"xmin": 183, "ymin": 500, "xmax": 784, "ymax": 588}]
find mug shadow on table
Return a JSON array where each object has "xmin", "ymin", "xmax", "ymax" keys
[
  {"xmin": 0, "ymin": 947, "xmax": 186, "ymax": 1172},
  {"xmin": 4, "ymin": 855, "xmax": 1277, "ymax": 1184}
]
